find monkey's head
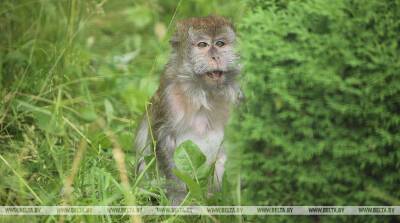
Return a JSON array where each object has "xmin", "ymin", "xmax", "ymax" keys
[{"xmin": 170, "ymin": 16, "xmax": 240, "ymax": 87}]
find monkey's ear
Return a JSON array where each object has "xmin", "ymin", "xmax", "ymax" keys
[
  {"xmin": 169, "ymin": 34, "xmax": 180, "ymax": 48},
  {"xmin": 221, "ymin": 26, "xmax": 236, "ymax": 43},
  {"xmin": 169, "ymin": 22, "xmax": 184, "ymax": 48}
]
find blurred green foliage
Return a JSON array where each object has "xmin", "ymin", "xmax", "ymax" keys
[{"xmin": 231, "ymin": 0, "xmax": 400, "ymax": 222}]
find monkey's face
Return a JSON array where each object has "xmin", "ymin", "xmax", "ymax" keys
[{"xmin": 186, "ymin": 27, "xmax": 239, "ymax": 86}]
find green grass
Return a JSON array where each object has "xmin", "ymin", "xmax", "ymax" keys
[{"xmin": 0, "ymin": 0, "xmax": 246, "ymax": 222}]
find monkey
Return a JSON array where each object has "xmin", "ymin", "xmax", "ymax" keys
[{"xmin": 134, "ymin": 15, "xmax": 242, "ymax": 205}]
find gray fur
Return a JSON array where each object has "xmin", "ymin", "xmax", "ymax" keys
[{"xmin": 134, "ymin": 16, "xmax": 242, "ymax": 205}]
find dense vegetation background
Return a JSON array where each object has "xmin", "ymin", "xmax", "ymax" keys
[
  {"xmin": 0, "ymin": 0, "xmax": 399, "ymax": 223},
  {"xmin": 230, "ymin": 0, "xmax": 400, "ymax": 222}
]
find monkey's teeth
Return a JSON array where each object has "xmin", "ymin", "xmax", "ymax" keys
[{"xmin": 207, "ymin": 71, "xmax": 223, "ymax": 79}]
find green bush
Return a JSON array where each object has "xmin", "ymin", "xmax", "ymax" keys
[{"xmin": 231, "ymin": 0, "xmax": 400, "ymax": 221}]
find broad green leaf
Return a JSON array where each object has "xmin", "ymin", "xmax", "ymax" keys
[
  {"xmin": 173, "ymin": 140, "xmax": 206, "ymax": 178},
  {"xmin": 197, "ymin": 163, "xmax": 213, "ymax": 181},
  {"xmin": 173, "ymin": 140, "xmax": 216, "ymax": 201},
  {"xmin": 172, "ymin": 168, "xmax": 202, "ymax": 200}
]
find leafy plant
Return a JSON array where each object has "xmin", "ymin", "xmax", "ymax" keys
[{"xmin": 173, "ymin": 140, "xmax": 213, "ymax": 202}]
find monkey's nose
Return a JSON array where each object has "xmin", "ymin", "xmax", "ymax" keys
[{"xmin": 212, "ymin": 56, "xmax": 219, "ymax": 61}]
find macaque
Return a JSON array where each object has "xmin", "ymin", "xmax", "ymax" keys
[{"xmin": 134, "ymin": 15, "xmax": 242, "ymax": 205}]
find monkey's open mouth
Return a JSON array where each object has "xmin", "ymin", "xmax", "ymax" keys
[{"xmin": 206, "ymin": 70, "xmax": 224, "ymax": 80}]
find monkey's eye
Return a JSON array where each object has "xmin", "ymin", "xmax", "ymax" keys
[
  {"xmin": 197, "ymin": 42, "xmax": 208, "ymax": 48},
  {"xmin": 215, "ymin": 41, "xmax": 225, "ymax": 47}
]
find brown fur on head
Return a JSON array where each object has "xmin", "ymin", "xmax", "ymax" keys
[
  {"xmin": 171, "ymin": 15, "xmax": 235, "ymax": 41},
  {"xmin": 168, "ymin": 15, "xmax": 240, "ymax": 90}
]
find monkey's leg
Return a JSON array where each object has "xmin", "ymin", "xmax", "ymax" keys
[
  {"xmin": 157, "ymin": 135, "xmax": 187, "ymax": 205},
  {"xmin": 212, "ymin": 149, "xmax": 227, "ymax": 192}
]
